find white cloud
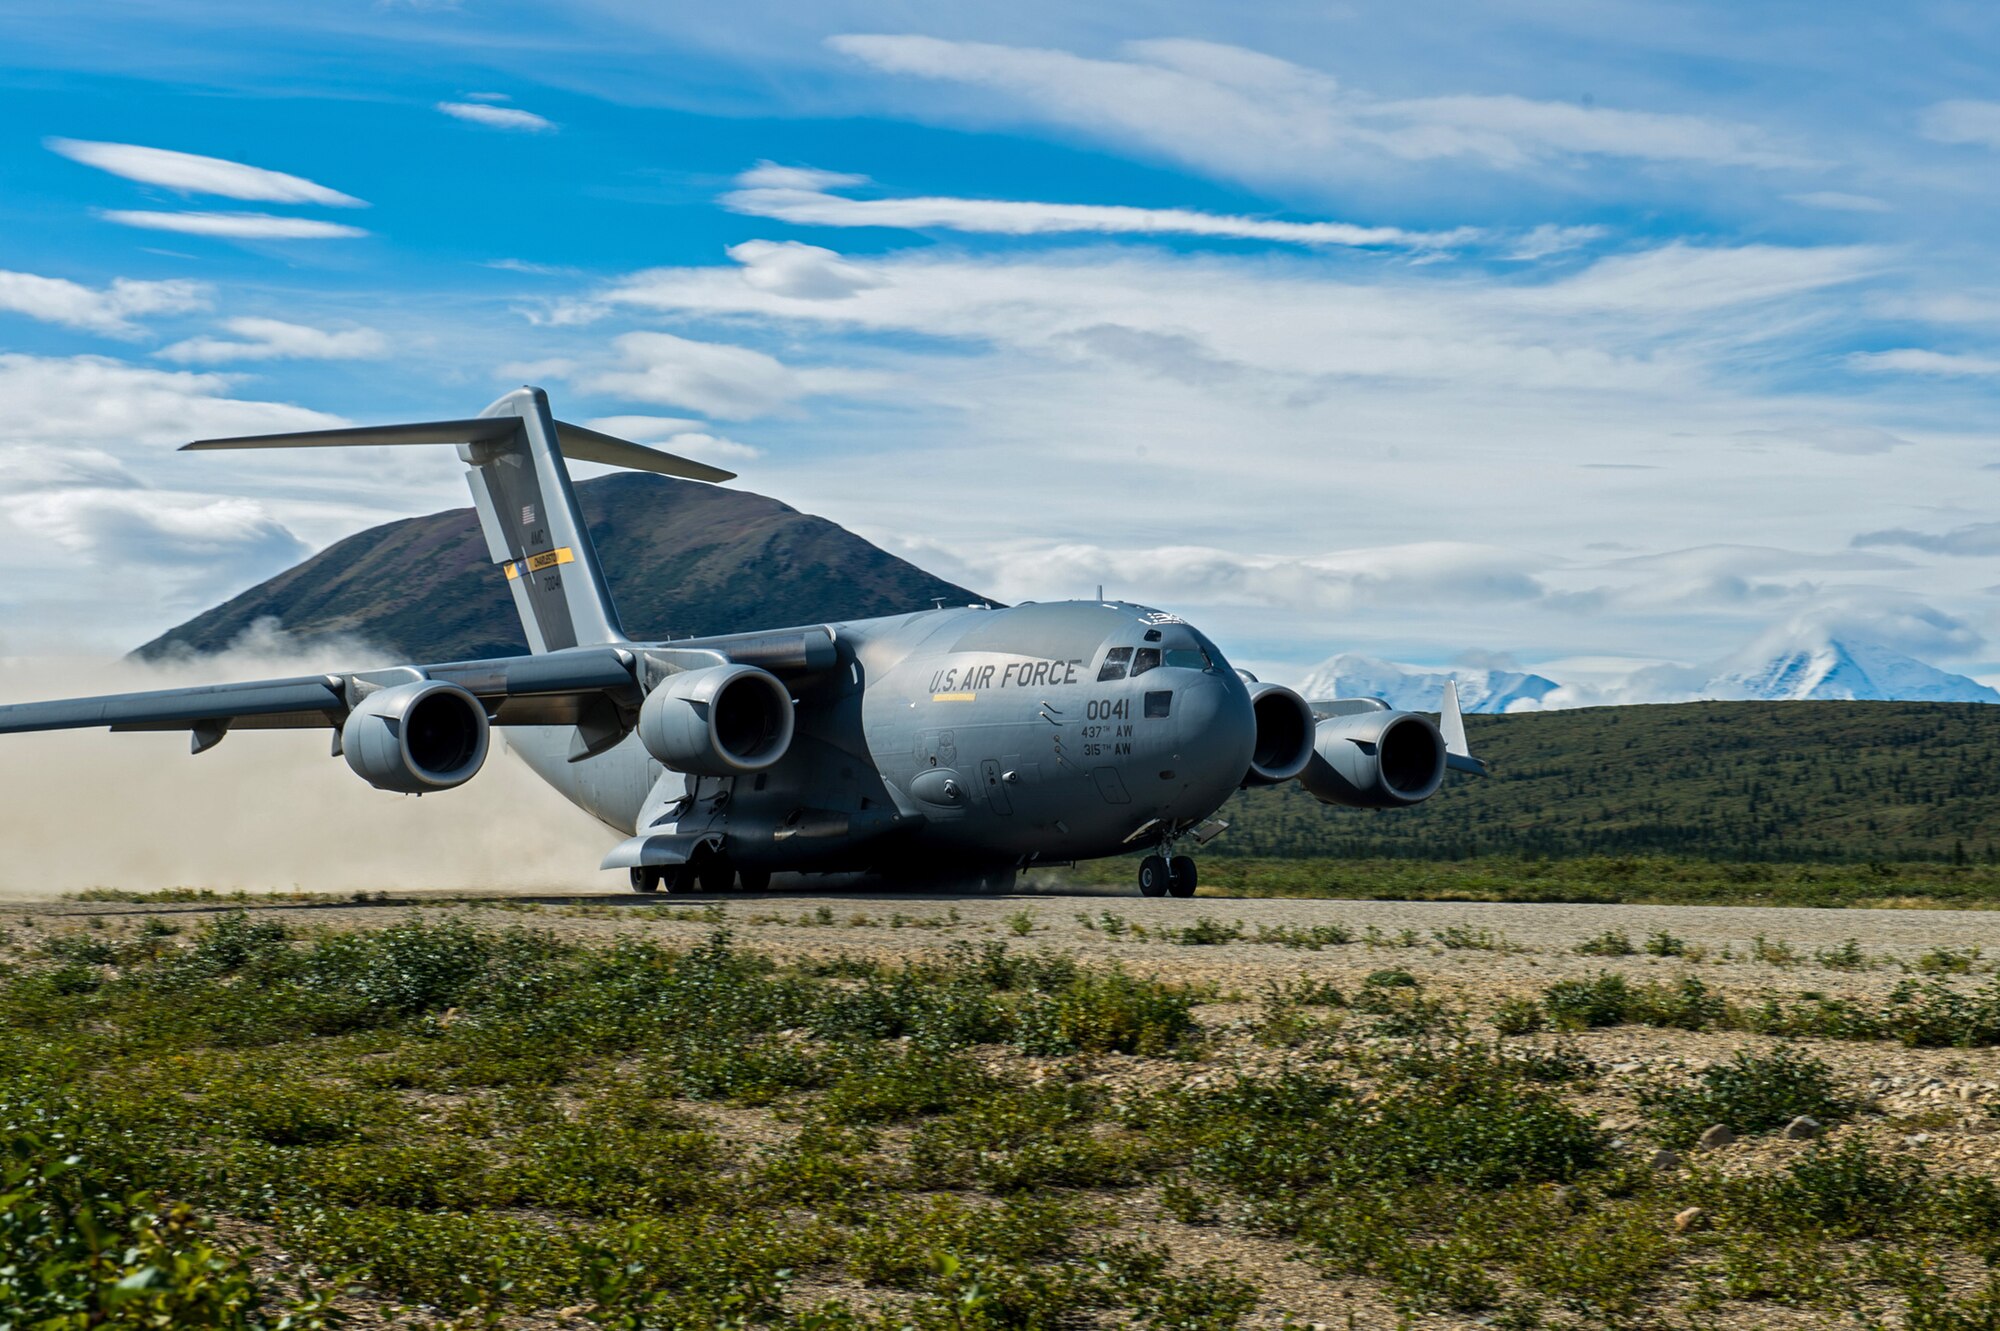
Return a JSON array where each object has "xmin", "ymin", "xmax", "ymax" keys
[
  {"xmin": 156, "ymin": 317, "xmax": 390, "ymax": 364},
  {"xmin": 437, "ymin": 101, "xmax": 555, "ymax": 132},
  {"xmin": 1849, "ymin": 348, "xmax": 2000, "ymax": 377},
  {"xmin": 1787, "ymin": 190, "xmax": 1892, "ymax": 213},
  {"xmin": 0, "ymin": 269, "xmax": 208, "ymax": 337},
  {"xmin": 727, "ymin": 240, "xmax": 881, "ymax": 299},
  {"xmin": 722, "ymin": 161, "xmax": 1480, "ymax": 250},
  {"xmin": 7, "ymin": 488, "xmax": 308, "ymax": 572},
  {"xmin": 0, "ymin": 354, "xmax": 344, "ymax": 450},
  {"xmin": 100, "ymin": 212, "xmax": 369, "ymax": 240},
  {"xmin": 1920, "ymin": 100, "xmax": 2000, "ymax": 150},
  {"xmin": 1503, "ymin": 225, "xmax": 1607, "ymax": 261},
  {"xmin": 583, "ymin": 237, "xmax": 1879, "ymax": 397},
  {"xmin": 577, "ymin": 331, "xmax": 877, "ymax": 419},
  {"xmin": 1733, "ymin": 424, "xmax": 1912, "ymax": 455},
  {"xmin": 46, "ymin": 138, "xmax": 364, "ymax": 206},
  {"xmin": 585, "ymin": 414, "xmax": 707, "ymax": 439},
  {"xmin": 828, "ymin": 34, "xmax": 1803, "ymax": 192},
  {"xmin": 1852, "ymin": 523, "xmax": 2000, "ymax": 557},
  {"xmin": 912, "ymin": 539, "xmax": 1552, "ymax": 617},
  {"xmin": 734, "ymin": 163, "xmax": 869, "ymax": 192}
]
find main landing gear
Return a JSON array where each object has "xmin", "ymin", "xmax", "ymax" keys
[{"xmin": 1136, "ymin": 853, "xmax": 1197, "ymax": 898}]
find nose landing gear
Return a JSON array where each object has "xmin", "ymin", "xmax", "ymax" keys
[{"xmin": 1136, "ymin": 850, "xmax": 1199, "ymax": 898}]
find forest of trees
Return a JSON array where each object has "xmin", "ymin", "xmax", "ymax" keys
[{"xmin": 1212, "ymin": 700, "xmax": 2000, "ymax": 864}]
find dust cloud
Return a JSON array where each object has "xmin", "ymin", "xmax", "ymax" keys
[{"xmin": 0, "ymin": 640, "xmax": 616, "ymax": 897}]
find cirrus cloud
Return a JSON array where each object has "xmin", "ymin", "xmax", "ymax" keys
[
  {"xmin": 437, "ymin": 101, "xmax": 555, "ymax": 132},
  {"xmin": 98, "ymin": 211, "xmax": 369, "ymax": 240},
  {"xmin": 827, "ymin": 34, "xmax": 1806, "ymax": 194},
  {"xmin": 722, "ymin": 161, "xmax": 1481, "ymax": 250},
  {"xmin": 46, "ymin": 138, "xmax": 364, "ymax": 206}
]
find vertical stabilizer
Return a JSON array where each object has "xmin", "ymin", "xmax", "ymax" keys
[
  {"xmin": 461, "ymin": 388, "xmax": 625, "ymax": 653},
  {"xmin": 182, "ymin": 387, "xmax": 737, "ymax": 656}
]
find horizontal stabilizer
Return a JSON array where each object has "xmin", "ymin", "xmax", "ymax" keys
[{"xmin": 184, "ymin": 417, "xmax": 735, "ymax": 483}]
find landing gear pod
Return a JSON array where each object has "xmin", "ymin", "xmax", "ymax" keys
[
  {"xmin": 638, "ymin": 664, "xmax": 795, "ymax": 776},
  {"xmin": 342, "ymin": 681, "xmax": 490, "ymax": 793},
  {"xmin": 1299, "ymin": 710, "xmax": 1446, "ymax": 808},
  {"xmin": 1241, "ymin": 682, "xmax": 1316, "ymax": 786}
]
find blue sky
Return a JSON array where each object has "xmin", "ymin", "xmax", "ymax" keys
[{"xmin": 3, "ymin": 1, "xmax": 2000, "ymax": 699}]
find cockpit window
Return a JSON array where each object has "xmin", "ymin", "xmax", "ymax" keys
[
  {"xmin": 1163, "ymin": 647, "xmax": 1210, "ymax": 670},
  {"xmin": 1097, "ymin": 646, "xmax": 1133, "ymax": 681},
  {"xmin": 1131, "ymin": 647, "xmax": 1162, "ymax": 676},
  {"xmin": 1143, "ymin": 629, "xmax": 1163, "ymax": 642}
]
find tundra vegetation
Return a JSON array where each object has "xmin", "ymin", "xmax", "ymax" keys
[{"xmin": 15, "ymin": 912, "xmax": 2000, "ymax": 1328}]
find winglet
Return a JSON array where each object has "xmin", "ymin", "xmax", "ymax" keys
[{"xmin": 1440, "ymin": 678, "xmax": 1489, "ymax": 776}]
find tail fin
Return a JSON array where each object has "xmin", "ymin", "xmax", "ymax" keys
[{"xmin": 184, "ymin": 386, "xmax": 735, "ymax": 654}]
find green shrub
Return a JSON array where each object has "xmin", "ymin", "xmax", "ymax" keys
[
  {"xmin": 1638, "ymin": 1047, "xmax": 1856, "ymax": 1148},
  {"xmin": 1492, "ymin": 998, "xmax": 1545, "ymax": 1036},
  {"xmin": 0, "ymin": 1123, "xmax": 340, "ymax": 1329},
  {"xmin": 1014, "ymin": 969, "xmax": 1195, "ymax": 1056},
  {"xmin": 816, "ymin": 1047, "xmax": 999, "ymax": 1124},
  {"xmin": 1576, "ymin": 930, "xmax": 1635, "ymax": 957}
]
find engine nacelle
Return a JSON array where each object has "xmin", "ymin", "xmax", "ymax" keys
[
  {"xmin": 1241, "ymin": 682, "xmax": 1316, "ymax": 786},
  {"xmin": 1299, "ymin": 710, "xmax": 1446, "ymax": 809},
  {"xmin": 638, "ymin": 664, "xmax": 795, "ymax": 776},
  {"xmin": 342, "ymin": 681, "xmax": 490, "ymax": 794}
]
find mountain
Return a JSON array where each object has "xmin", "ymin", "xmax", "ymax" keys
[
  {"xmin": 138, "ymin": 472, "xmax": 983, "ymax": 662},
  {"xmin": 1215, "ymin": 699, "xmax": 2000, "ymax": 864},
  {"xmin": 1707, "ymin": 631, "xmax": 2000, "ymax": 704},
  {"xmin": 1294, "ymin": 635, "xmax": 1999, "ymax": 713},
  {"xmin": 1294, "ymin": 653, "xmax": 1561, "ymax": 713}
]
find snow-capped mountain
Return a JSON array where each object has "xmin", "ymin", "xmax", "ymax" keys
[
  {"xmin": 1707, "ymin": 632, "xmax": 2000, "ymax": 704},
  {"xmin": 1291, "ymin": 635, "xmax": 1999, "ymax": 711},
  {"xmin": 1294, "ymin": 653, "xmax": 1561, "ymax": 713}
]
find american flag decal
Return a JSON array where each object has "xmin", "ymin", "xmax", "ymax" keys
[{"xmin": 520, "ymin": 503, "xmax": 536, "ymax": 526}]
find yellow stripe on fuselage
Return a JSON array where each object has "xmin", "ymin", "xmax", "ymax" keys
[
  {"xmin": 502, "ymin": 547, "xmax": 575, "ymax": 580},
  {"xmin": 931, "ymin": 691, "xmax": 977, "ymax": 702}
]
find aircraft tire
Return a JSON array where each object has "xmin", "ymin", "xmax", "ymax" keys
[
  {"xmin": 698, "ymin": 852, "xmax": 733, "ymax": 895},
  {"xmin": 670, "ymin": 860, "xmax": 701, "ymax": 893},
  {"xmin": 1166, "ymin": 858, "xmax": 1198, "ymax": 898},
  {"xmin": 1137, "ymin": 855, "xmax": 1169, "ymax": 896},
  {"xmin": 737, "ymin": 867, "xmax": 772, "ymax": 893},
  {"xmin": 629, "ymin": 866, "xmax": 663, "ymax": 894}
]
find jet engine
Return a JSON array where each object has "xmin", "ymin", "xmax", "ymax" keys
[
  {"xmin": 1299, "ymin": 709, "xmax": 1446, "ymax": 808},
  {"xmin": 1241, "ymin": 682, "xmax": 1317, "ymax": 786},
  {"xmin": 342, "ymin": 680, "xmax": 490, "ymax": 794},
  {"xmin": 638, "ymin": 664, "xmax": 795, "ymax": 776}
]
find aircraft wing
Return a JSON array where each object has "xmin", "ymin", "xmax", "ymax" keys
[
  {"xmin": 0, "ymin": 627, "xmax": 844, "ymax": 756},
  {"xmin": 0, "ymin": 646, "xmax": 646, "ymax": 749}
]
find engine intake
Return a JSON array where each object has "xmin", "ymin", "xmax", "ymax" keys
[
  {"xmin": 1298, "ymin": 710, "xmax": 1446, "ymax": 809},
  {"xmin": 342, "ymin": 681, "xmax": 490, "ymax": 794},
  {"xmin": 639, "ymin": 664, "xmax": 795, "ymax": 776},
  {"xmin": 1241, "ymin": 682, "xmax": 1316, "ymax": 786}
]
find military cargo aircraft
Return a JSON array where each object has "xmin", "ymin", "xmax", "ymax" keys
[{"xmin": 0, "ymin": 389, "xmax": 1484, "ymax": 896}]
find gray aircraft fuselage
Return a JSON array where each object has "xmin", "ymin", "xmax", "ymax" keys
[{"xmin": 510, "ymin": 599, "xmax": 1254, "ymax": 880}]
